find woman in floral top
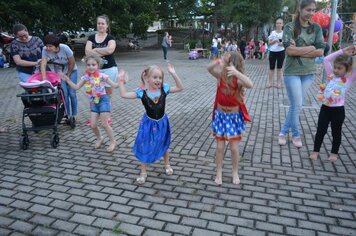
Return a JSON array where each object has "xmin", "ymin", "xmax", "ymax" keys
[{"xmin": 61, "ymin": 55, "xmax": 120, "ymax": 152}]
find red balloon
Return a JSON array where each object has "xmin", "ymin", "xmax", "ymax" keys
[
  {"xmin": 324, "ymin": 33, "xmax": 339, "ymax": 44},
  {"xmin": 311, "ymin": 11, "xmax": 330, "ymax": 28},
  {"xmin": 332, "ymin": 33, "xmax": 339, "ymax": 44}
]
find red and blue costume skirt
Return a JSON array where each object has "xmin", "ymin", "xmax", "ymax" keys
[{"xmin": 212, "ymin": 109, "xmax": 245, "ymax": 141}]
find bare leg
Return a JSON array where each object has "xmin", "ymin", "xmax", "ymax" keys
[
  {"xmin": 230, "ymin": 141, "xmax": 240, "ymax": 184},
  {"xmin": 163, "ymin": 151, "xmax": 173, "ymax": 175},
  {"xmin": 136, "ymin": 163, "xmax": 148, "ymax": 184},
  {"xmin": 100, "ymin": 112, "xmax": 117, "ymax": 152},
  {"xmin": 215, "ymin": 140, "xmax": 225, "ymax": 185},
  {"xmin": 267, "ymin": 69, "xmax": 274, "ymax": 88},
  {"xmin": 90, "ymin": 112, "xmax": 103, "ymax": 149},
  {"xmin": 104, "ymin": 88, "xmax": 113, "ymax": 126},
  {"xmin": 277, "ymin": 69, "xmax": 283, "ymax": 88}
]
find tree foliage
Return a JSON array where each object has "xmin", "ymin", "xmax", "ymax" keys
[
  {"xmin": 0, "ymin": 0, "xmax": 158, "ymax": 37},
  {"xmin": 196, "ymin": 0, "xmax": 283, "ymax": 36},
  {"xmin": 157, "ymin": 0, "xmax": 198, "ymax": 25}
]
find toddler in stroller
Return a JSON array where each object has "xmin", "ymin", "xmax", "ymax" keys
[{"xmin": 17, "ymin": 71, "xmax": 65, "ymax": 149}]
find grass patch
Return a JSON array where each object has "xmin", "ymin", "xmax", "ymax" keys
[{"xmin": 112, "ymin": 224, "xmax": 125, "ymax": 234}]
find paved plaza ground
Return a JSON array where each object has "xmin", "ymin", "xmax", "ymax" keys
[{"xmin": 0, "ymin": 49, "xmax": 355, "ymax": 235}]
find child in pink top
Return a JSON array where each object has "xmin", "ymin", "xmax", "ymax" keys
[{"xmin": 310, "ymin": 45, "xmax": 356, "ymax": 161}]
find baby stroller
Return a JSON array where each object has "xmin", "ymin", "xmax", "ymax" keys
[
  {"xmin": 16, "ymin": 71, "xmax": 66, "ymax": 149},
  {"xmin": 188, "ymin": 50, "xmax": 199, "ymax": 60}
]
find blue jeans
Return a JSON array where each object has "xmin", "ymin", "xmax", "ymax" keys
[
  {"xmin": 18, "ymin": 72, "xmax": 32, "ymax": 82},
  {"xmin": 280, "ymin": 74, "xmax": 314, "ymax": 137},
  {"xmin": 61, "ymin": 70, "xmax": 78, "ymax": 116},
  {"xmin": 162, "ymin": 46, "xmax": 168, "ymax": 60}
]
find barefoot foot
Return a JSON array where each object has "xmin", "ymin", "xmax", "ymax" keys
[
  {"xmin": 309, "ymin": 151, "xmax": 319, "ymax": 160},
  {"xmin": 214, "ymin": 171, "xmax": 222, "ymax": 185},
  {"xmin": 106, "ymin": 141, "xmax": 117, "ymax": 152},
  {"xmin": 95, "ymin": 137, "xmax": 104, "ymax": 149},
  {"xmin": 328, "ymin": 153, "xmax": 338, "ymax": 162},
  {"xmin": 232, "ymin": 173, "xmax": 240, "ymax": 185}
]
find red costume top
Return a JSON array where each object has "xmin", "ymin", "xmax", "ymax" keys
[{"xmin": 213, "ymin": 77, "xmax": 251, "ymax": 122}]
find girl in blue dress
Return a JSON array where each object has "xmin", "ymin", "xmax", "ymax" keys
[{"xmin": 118, "ymin": 64, "xmax": 183, "ymax": 184}]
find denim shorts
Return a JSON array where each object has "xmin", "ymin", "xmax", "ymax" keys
[{"xmin": 90, "ymin": 94, "xmax": 111, "ymax": 113}]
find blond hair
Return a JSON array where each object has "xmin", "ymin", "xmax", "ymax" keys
[
  {"xmin": 222, "ymin": 51, "xmax": 246, "ymax": 102},
  {"xmin": 140, "ymin": 65, "xmax": 164, "ymax": 86},
  {"xmin": 84, "ymin": 55, "xmax": 101, "ymax": 66}
]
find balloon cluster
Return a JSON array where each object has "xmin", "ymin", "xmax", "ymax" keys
[{"xmin": 311, "ymin": 11, "xmax": 343, "ymax": 44}]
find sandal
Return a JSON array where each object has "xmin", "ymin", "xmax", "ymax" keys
[
  {"xmin": 276, "ymin": 83, "xmax": 282, "ymax": 89},
  {"xmin": 107, "ymin": 118, "xmax": 112, "ymax": 126},
  {"xmin": 266, "ymin": 83, "xmax": 272, "ymax": 88},
  {"xmin": 165, "ymin": 165, "xmax": 174, "ymax": 176},
  {"xmin": 136, "ymin": 173, "xmax": 147, "ymax": 185}
]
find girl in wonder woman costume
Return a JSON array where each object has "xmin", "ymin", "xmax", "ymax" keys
[{"xmin": 207, "ymin": 51, "xmax": 253, "ymax": 185}]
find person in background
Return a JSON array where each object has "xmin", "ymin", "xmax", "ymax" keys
[
  {"xmin": 85, "ymin": 14, "xmax": 118, "ymax": 126},
  {"xmin": 278, "ymin": 0, "xmax": 325, "ymax": 148},
  {"xmin": 267, "ymin": 17, "xmax": 285, "ymax": 88},
  {"xmin": 161, "ymin": 32, "xmax": 170, "ymax": 61},
  {"xmin": 41, "ymin": 34, "xmax": 78, "ymax": 122},
  {"xmin": 10, "ymin": 24, "xmax": 44, "ymax": 82}
]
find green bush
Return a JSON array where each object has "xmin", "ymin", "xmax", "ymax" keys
[{"xmin": 186, "ymin": 38, "xmax": 212, "ymax": 49}]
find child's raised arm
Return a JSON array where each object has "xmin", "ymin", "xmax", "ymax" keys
[
  {"xmin": 118, "ymin": 70, "xmax": 137, "ymax": 99},
  {"xmin": 207, "ymin": 59, "xmax": 222, "ymax": 80},
  {"xmin": 226, "ymin": 63, "xmax": 253, "ymax": 89},
  {"xmin": 167, "ymin": 64, "xmax": 183, "ymax": 93},
  {"xmin": 60, "ymin": 73, "xmax": 84, "ymax": 90}
]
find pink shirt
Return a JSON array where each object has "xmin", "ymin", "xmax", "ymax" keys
[{"xmin": 319, "ymin": 50, "xmax": 356, "ymax": 107}]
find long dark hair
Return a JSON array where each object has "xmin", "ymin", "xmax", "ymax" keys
[
  {"xmin": 293, "ymin": 0, "xmax": 316, "ymax": 39},
  {"xmin": 334, "ymin": 55, "xmax": 353, "ymax": 73}
]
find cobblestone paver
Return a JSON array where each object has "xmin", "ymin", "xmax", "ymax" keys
[{"xmin": 0, "ymin": 50, "xmax": 355, "ymax": 235}]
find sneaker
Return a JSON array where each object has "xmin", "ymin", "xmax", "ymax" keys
[
  {"xmin": 278, "ymin": 135, "xmax": 287, "ymax": 146},
  {"xmin": 292, "ymin": 137, "xmax": 302, "ymax": 148}
]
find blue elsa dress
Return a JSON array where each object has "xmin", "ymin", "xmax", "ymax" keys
[{"xmin": 133, "ymin": 83, "xmax": 171, "ymax": 163}]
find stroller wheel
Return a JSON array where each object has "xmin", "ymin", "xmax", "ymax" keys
[
  {"xmin": 69, "ymin": 116, "xmax": 76, "ymax": 129},
  {"xmin": 20, "ymin": 135, "xmax": 29, "ymax": 150},
  {"xmin": 50, "ymin": 134, "xmax": 60, "ymax": 148}
]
